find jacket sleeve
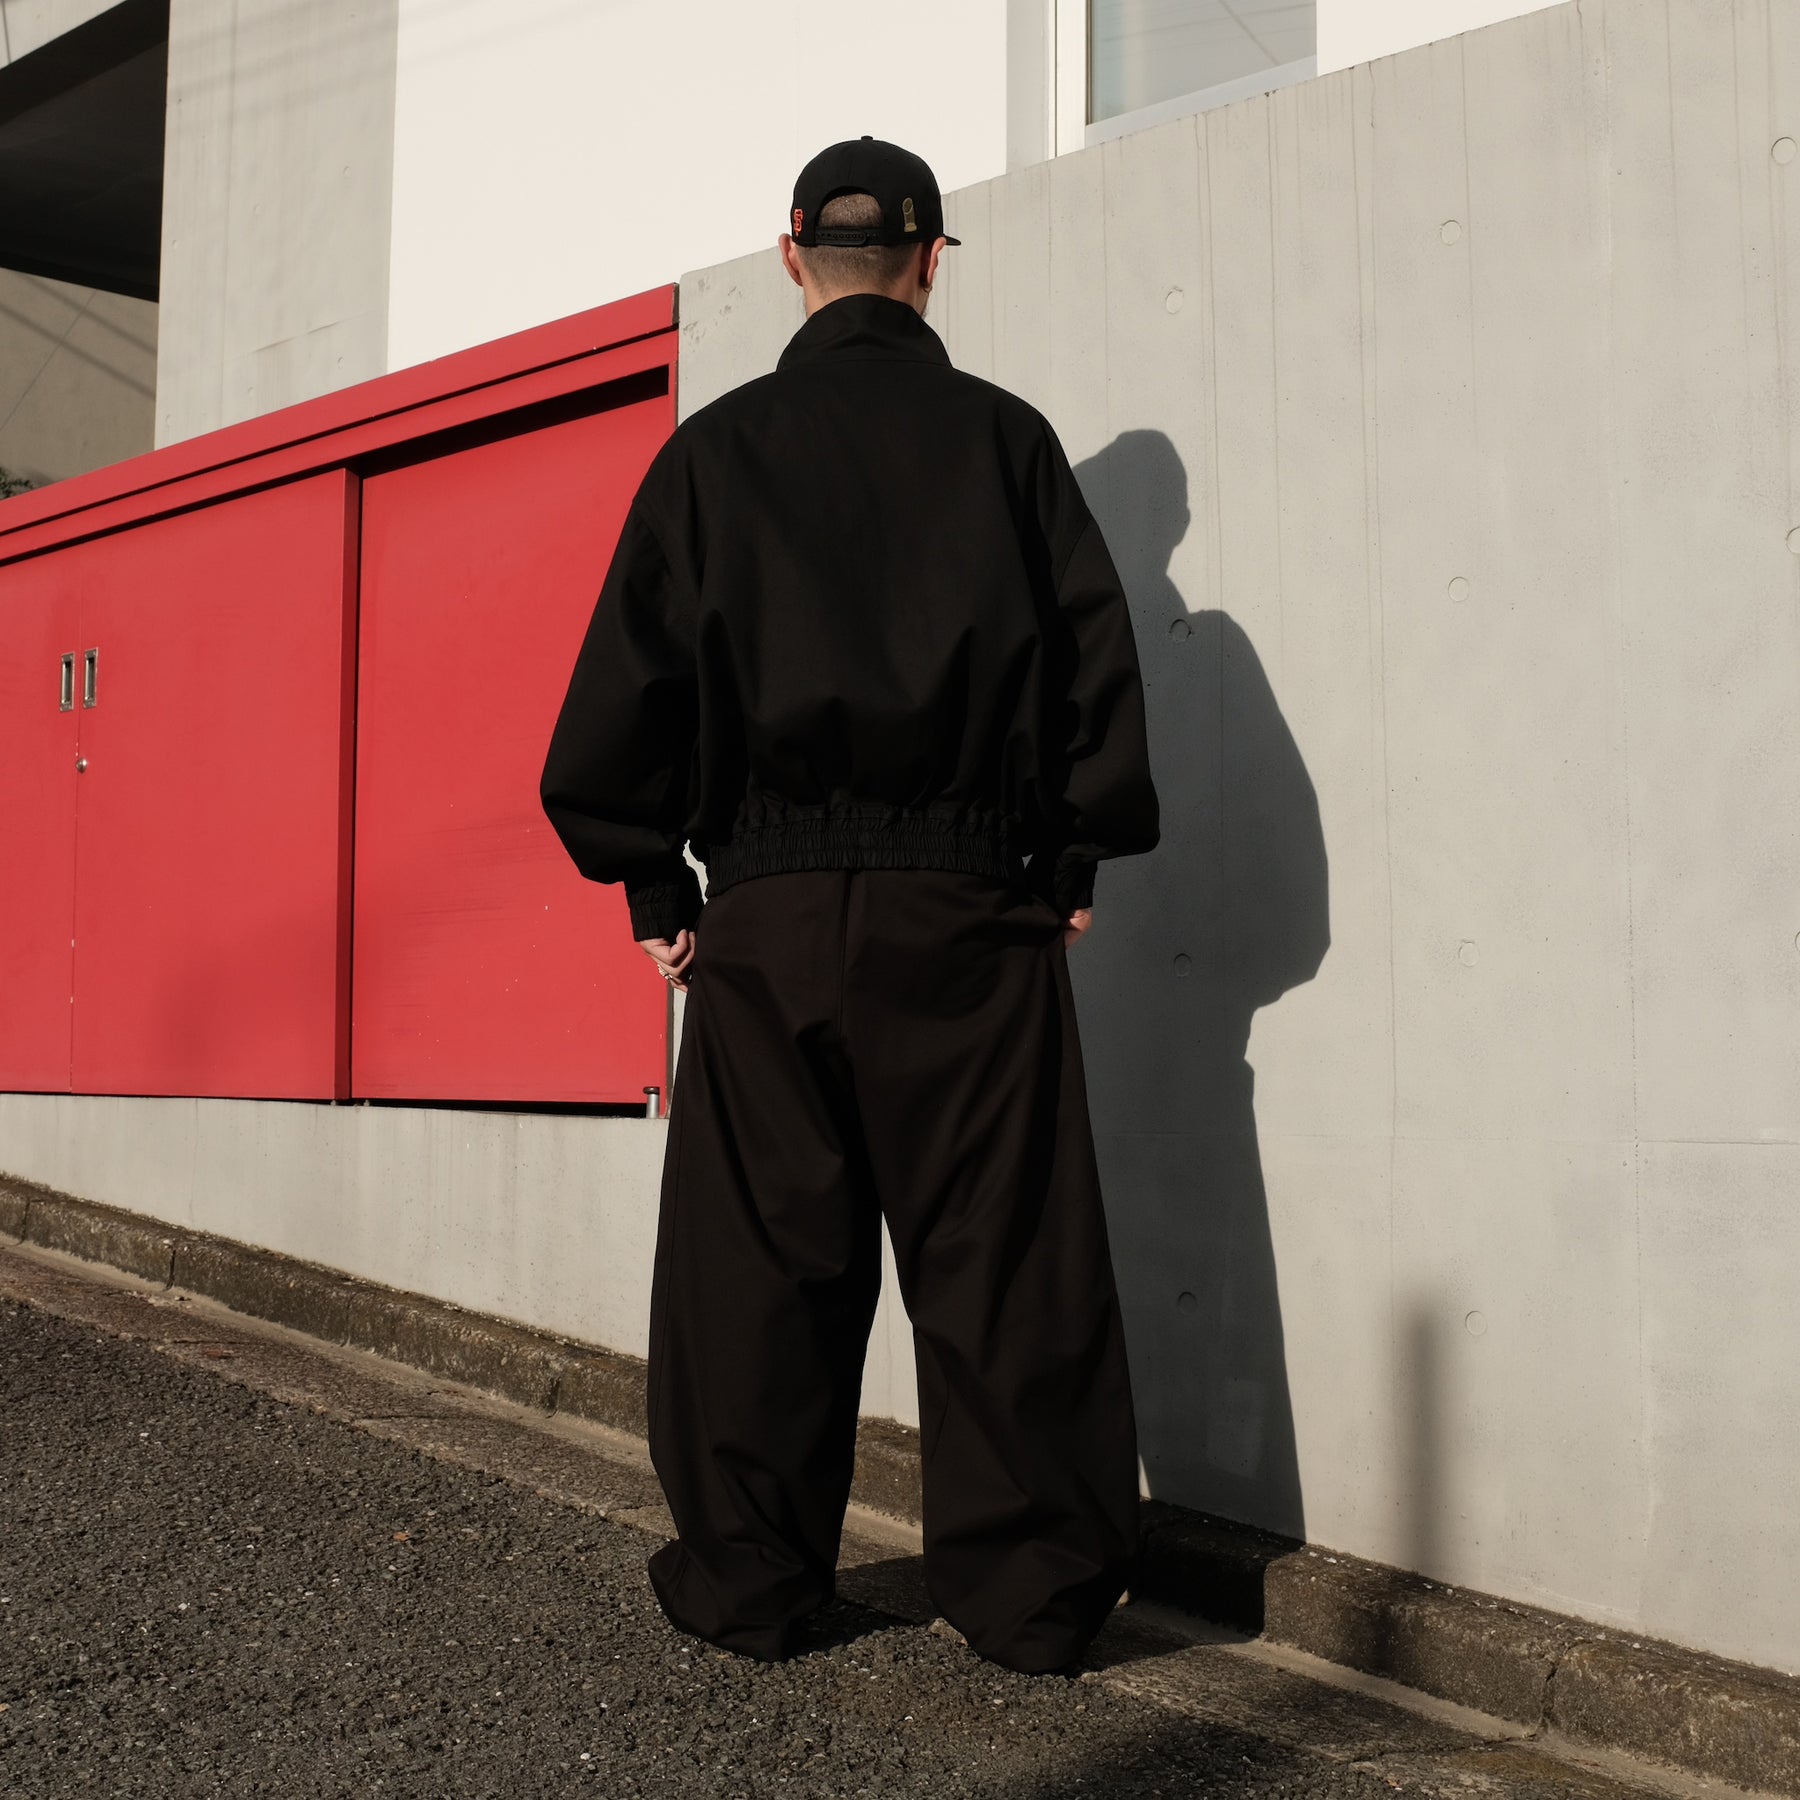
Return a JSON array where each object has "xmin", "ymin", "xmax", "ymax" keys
[
  {"xmin": 1035, "ymin": 430, "xmax": 1162, "ymax": 914},
  {"xmin": 539, "ymin": 500, "xmax": 703, "ymax": 942}
]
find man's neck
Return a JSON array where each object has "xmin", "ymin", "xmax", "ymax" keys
[{"xmin": 804, "ymin": 285, "xmax": 923, "ymax": 319}]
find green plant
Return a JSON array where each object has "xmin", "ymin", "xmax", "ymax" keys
[{"xmin": 0, "ymin": 464, "xmax": 39, "ymax": 499}]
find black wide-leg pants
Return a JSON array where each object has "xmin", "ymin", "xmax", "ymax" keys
[{"xmin": 643, "ymin": 868, "xmax": 1140, "ymax": 1674}]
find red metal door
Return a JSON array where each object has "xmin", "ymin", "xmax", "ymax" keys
[
  {"xmin": 352, "ymin": 382, "xmax": 673, "ymax": 1103},
  {"xmin": 0, "ymin": 549, "xmax": 82, "ymax": 1090},
  {"xmin": 69, "ymin": 472, "xmax": 358, "ymax": 1098}
]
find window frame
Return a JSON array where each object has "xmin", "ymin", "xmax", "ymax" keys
[{"xmin": 1054, "ymin": 0, "xmax": 1318, "ymax": 150}]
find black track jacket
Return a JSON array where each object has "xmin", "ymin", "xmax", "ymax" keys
[{"xmin": 540, "ymin": 291, "xmax": 1160, "ymax": 942}]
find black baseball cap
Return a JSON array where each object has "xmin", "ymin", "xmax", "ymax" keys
[{"xmin": 789, "ymin": 136, "xmax": 961, "ymax": 249}]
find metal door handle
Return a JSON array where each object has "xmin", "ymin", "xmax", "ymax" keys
[
  {"xmin": 82, "ymin": 646, "xmax": 97, "ymax": 708},
  {"xmin": 59, "ymin": 652, "xmax": 74, "ymax": 711}
]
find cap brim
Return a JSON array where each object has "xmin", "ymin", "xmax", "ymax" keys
[{"xmin": 942, "ymin": 234, "xmax": 962, "ymax": 247}]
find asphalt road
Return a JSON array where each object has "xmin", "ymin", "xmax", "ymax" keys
[{"xmin": 0, "ymin": 1247, "xmax": 1681, "ymax": 1800}]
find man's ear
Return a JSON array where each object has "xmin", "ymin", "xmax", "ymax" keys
[{"xmin": 778, "ymin": 234, "xmax": 805, "ymax": 290}]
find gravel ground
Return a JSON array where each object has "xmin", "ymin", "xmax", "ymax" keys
[{"xmin": 0, "ymin": 1266, "xmax": 1677, "ymax": 1800}]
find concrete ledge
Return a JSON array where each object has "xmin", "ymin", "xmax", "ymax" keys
[
  {"xmin": 345, "ymin": 1290, "xmax": 569, "ymax": 1413},
  {"xmin": 1137, "ymin": 1502, "xmax": 1800, "ymax": 1795},
  {"xmin": 173, "ymin": 1236, "xmax": 352, "ymax": 1343},
  {"xmin": 1139, "ymin": 1503, "xmax": 1576, "ymax": 1723},
  {"xmin": 555, "ymin": 1347, "xmax": 650, "ymax": 1436},
  {"xmin": 22, "ymin": 1179, "xmax": 177, "ymax": 1285},
  {"xmin": 4, "ymin": 1172, "xmax": 1797, "ymax": 1797},
  {"xmin": 851, "ymin": 1415, "xmax": 925, "ymax": 1523},
  {"xmin": 1550, "ymin": 1637, "xmax": 1800, "ymax": 1794},
  {"xmin": 0, "ymin": 1182, "xmax": 29, "ymax": 1241},
  {"xmin": 1136, "ymin": 1498, "xmax": 1299, "ymax": 1637}
]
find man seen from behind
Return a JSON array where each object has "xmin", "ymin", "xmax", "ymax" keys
[{"xmin": 540, "ymin": 136, "xmax": 1161, "ymax": 1676}]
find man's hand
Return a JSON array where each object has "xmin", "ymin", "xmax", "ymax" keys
[
  {"xmin": 1064, "ymin": 907, "xmax": 1092, "ymax": 949},
  {"xmin": 639, "ymin": 927, "xmax": 696, "ymax": 992}
]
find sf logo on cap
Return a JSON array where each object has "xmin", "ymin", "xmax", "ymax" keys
[{"xmin": 793, "ymin": 207, "xmax": 804, "ymax": 236}]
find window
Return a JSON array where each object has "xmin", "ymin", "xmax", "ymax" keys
[
  {"xmin": 1021, "ymin": 2, "xmax": 1318, "ymax": 165},
  {"xmin": 1090, "ymin": 0, "xmax": 1314, "ymax": 123}
]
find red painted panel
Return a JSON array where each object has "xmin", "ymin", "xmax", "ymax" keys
[
  {"xmin": 353, "ymin": 379, "xmax": 673, "ymax": 1102},
  {"xmin": 69, "ymin": 473, "xmax": 357, "ymax": 1098},
  {"xmin": 0, "ymin": 551, "xmax": 81, "ymax": 1090}
]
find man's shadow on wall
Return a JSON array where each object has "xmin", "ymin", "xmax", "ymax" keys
[{"xmin": 1071, "ymin": 431, "xmax": 1329, "ymax": 1542}]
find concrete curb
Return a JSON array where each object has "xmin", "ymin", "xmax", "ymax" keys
[
  {"xmin": 1135, "ymin": 1503, "xmax": 1800, "ymax": 1789},
  {"xmin": 3, "ymin": 1173, "xmax": 1796, "ymax": 1797}
]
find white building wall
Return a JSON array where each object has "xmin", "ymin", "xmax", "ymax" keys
[
  {"xmin": 1316, "ymin": 0, "xmax": 1568, "ymax": 72},
  {"xmin": 155, "ymin": 0, "xmax": 399, "ymax": 446},
  {"xmin": 383, "ymin": 0, "xmax": 1011, "ymax": 374}
]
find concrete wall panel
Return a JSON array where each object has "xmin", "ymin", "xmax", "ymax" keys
[
  {"xmin": 1249, "ymin": 1131, "xmax": 1395, "ymax": 1542},
  {"xmin": 156, "ymin": 0, "xmax": 398, "ymax": 445},
  {"xmin": 1249, "ymin": 71, "xmax": 1390, "ymax": 1145},
  {"xmin": 1384, "ymin": 1134, "xmax": 1644, "ymax": 1622},
  {"xmin": 1607, "ymin": 0, "xmax": 1800, "ymax": 1147},
  {"xmin": 1376, "ymin": 22, "xmax": 1633, "ymax": 1151},
  {"xmin": 1637, "ymin": 1141, "xmax": 1800, "ymax": 1665},
  {"xmin": 0, "ymin": 1093, "xmax": 666, "ymax": 1355},
  {"xmin": 0, "ymin": 268, "xmax": 155, "ymax": 484}
]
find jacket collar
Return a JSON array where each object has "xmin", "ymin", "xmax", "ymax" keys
[{"xmin": 777, "ymin": 291, "xmax": 952, "ymax": 372}]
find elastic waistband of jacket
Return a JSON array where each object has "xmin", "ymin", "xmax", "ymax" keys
[{"xmin": 702, "ymin": 813, "xmax": 1026, "ymax": 894}]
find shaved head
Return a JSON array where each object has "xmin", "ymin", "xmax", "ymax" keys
[{"xmin": 792, "ymin": 192, "xmax": 923, "ymax": 298}]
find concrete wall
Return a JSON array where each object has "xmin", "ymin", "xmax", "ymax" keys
[
  {"xmin": 0, "ymin": 267, "xmax": 156, "ymax": 485},
  {"xmin": 382, "ymin": 0, "xmax": 1010, "ymax": 373},
  {"xmin": 0, "ymin": 0, "xmax": 119, "ymax": 64},
  {"xmin": 677, "ymin": 0, "xmax": 1800, "ymax": 1678},
  {"xmin": 1316, "ymin": 0, "xmax": 1567, "ymax": 72},
  {"xmin": 0, "ymin": 1093, "xmax": 671, "ymax": 1356},
  {"xmin": 154, "ymin": 0, "xmax": 398, "ymax": 446}
]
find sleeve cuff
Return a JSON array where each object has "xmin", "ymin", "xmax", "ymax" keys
[
  {"xmin": 1052, "ymin": 851, "xmax": 1097, "ymax": 915},
  {"xmin": 625, "ymin": 862, "xmax": 705, "ymax": 941}
]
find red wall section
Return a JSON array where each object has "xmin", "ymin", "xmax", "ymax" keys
[
  {"xmin": 0, "ymin": 555, "xmax": 81, "ymax": 1092},
  {"xmin": 69, "ymin": 474, "xmax": 358, "ymax": 1100},
  {"xmin": 353, "ymin": 385, "xmax": 674, "ymax": 1103},
  {"xmin": 0, "ymin": 288, "xmax": 679, "ymax": 1106}
]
